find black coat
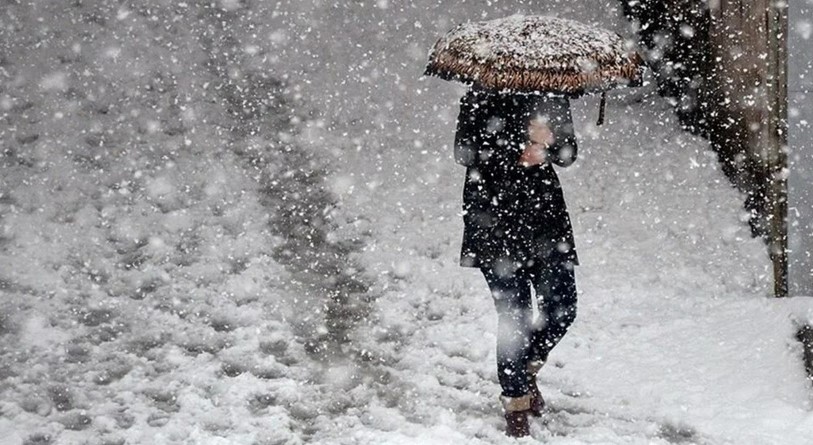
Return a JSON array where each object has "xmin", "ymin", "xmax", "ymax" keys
[{"xmin": 454, "ymin": 88, "xmax": 579, "ymax": 271}]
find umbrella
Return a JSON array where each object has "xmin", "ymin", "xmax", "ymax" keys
[{"xmin": 424, "ymin": 15, "xmax": 645, "ymax": 123}]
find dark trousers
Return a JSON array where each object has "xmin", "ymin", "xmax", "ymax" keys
[{"xmin": 481, "ymin": 257, "xmax": 577, "ymax": 398}]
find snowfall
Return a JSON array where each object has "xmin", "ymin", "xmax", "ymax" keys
[{"xmin": 1, "ymin": 1, "xmax": 813, "ymax": 444}]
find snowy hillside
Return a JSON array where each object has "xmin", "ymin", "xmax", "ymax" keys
[{"xmin": 1, "ymin": 1, "xmax": 812, "ymax": 444}]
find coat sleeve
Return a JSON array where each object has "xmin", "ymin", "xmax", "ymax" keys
[
  {"xmin": 528, "ymin": 96, "xmax": 578, "ymax": 168},
  {"xmin": 453, "ymin": 92, "xmax": 481, "ymax": 167}
]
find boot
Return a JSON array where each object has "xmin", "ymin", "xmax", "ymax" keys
[
  {"xmin": 527, "ymin": 360, "xmax": 546, "ymax": 417},
  {"xmin": 500, "ymin": 395, "xmax": 531, "ymax": 438},
  {"xmin": 527, "ymin": 375, "xmax": 545, "ymax": 417}
]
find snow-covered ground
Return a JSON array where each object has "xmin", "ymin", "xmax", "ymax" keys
[{"xmin": 1, "ymin": 1, "xmax": 812, "ymax": 444}]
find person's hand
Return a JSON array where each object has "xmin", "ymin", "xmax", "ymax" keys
[
  {"xmin": 518, "ymin": 142, "xmax": 548, "ymax": 167},
  {"xmin": 528, "ymin": 118, "xmax": 554, "ymax": 146},
  {"xmin": 519, "ymin": 118, "xmax": 554, "ymax": 167}
]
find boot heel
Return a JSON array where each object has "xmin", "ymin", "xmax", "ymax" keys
[
  {"xmin": 527, "ymin": 360, "xmax": 546, "ymax": 417},
  {"xmin": 500, "ymin": 395, "xmax": 532, "ymax": 437}
]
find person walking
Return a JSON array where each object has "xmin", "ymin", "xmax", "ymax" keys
[{"xmin": 454, "ymin": 85, "xmax": 579, "ymax": 437}]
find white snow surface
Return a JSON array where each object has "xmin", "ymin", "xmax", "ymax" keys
[{"xmin": 1, "ymin": 1, "xmax": 812, "ymax": 445}]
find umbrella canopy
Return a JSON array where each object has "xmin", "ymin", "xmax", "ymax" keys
[{"xmin": 424, "ymin": 15, "xmax": 644, "ymax": 95}]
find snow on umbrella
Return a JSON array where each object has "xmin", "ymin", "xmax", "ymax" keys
[{"xmin": 424, "ymin": 15, "xmax": 644, "ymax": 95}]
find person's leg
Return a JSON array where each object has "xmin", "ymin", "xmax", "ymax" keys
[
  {"xmin": 481, "ymin": 266, "xmax": 535, "ymax": 437},
  {"xmin": 521, "ymin": 257, "xmax": 576, "ymax": 417},
  {"xmin": 480, "ymin": 267, "xmax": 535, "ymax": 398},
  {"xmin": 529, "ymin": 257, "xmax": 577, "ymax": 364}
]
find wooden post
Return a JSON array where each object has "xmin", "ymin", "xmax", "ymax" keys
[
  {"xmin": 766, "ymin": 1, "xmax": 788, "ymax": 297},
  {"xmin": 707, "ymin": 0, "xmax": 789, "ymax": 297}
]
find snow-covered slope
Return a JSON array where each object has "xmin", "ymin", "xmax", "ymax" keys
[{"xmin": 1, "ymin": 1, "xmax": 812, "ymax": 444}]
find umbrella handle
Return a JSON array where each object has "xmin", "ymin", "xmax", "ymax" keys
[{"xmin": 596, "ymin": 91, "xmax": 606, "ymax": 126}]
